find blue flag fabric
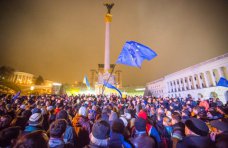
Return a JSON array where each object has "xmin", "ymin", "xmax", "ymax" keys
[
  {"xmin": 12, "ymin": 91, "xmax": 21, "ymax": 100},
  {"xmin": 116, "ymin": 41, "xmax": 157, "ymax": 68},
  {"xmin": 217, "ymin": 77, "xmax": 228, "ymax": 87},
  {"xmin": 83, "ymin": 75, "xmax": 90, "ymax": 88},
  {"xmin": 104, "ymin": 81, "xmax": 122, "ymax": 97}
]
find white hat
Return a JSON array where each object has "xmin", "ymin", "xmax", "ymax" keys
[
  {"xmin": 78, "ymin": 106, "xmax": 87, "ymax": 117},
  {"xmin": 29, "ymin": 113, "xmax": 43, "ymax": 126},
  {"xmin": 124, "ymin": 113, "xmax": 131, "ymax": 120},
  {"xmin": 120, "ymin": 116, "xmax": 128, "ymax": 127}
]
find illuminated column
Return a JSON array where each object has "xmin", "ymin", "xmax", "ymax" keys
[
  {"xmin": 217, "ymin": 67, "xmax": 224, "ymax": 78},
  {"xmin": 192, "ymin": 75, "xmax": 197, "ymax": 89},
  {"xmin": 197, "ymin": 74, "xmax": 203, "ymax": 88},
  {"xmin": 209, "ymin": 70, "xmax": 216, "ymax": 86},
  {"xmin": 104, "ymin": 3, "xmax": 114, "ymax": 72},
  {"xmin": 203, "ymin": 72, "xmax": 210, "ymax": 88}
]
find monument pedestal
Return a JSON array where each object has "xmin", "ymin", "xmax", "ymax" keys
[{"xmin": 95, "ymin": 71, "xmax": 116, "ymax": 95}]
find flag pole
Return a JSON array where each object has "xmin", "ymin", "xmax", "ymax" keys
[{"xmin": 101, "ymin": 64, "xmax": 117, "ymax": 96}]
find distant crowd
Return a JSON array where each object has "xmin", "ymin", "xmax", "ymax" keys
[{"xmin": 0, "ymin": 93, "xmax": 227, "ymax": 148}]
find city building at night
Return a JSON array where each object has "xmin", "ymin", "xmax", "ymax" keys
[
  {"xmin": 146, "ymin": 53, "xmax": 228, "ymax": 103},
  {"xmin": 9, "ymin": 71, "xmax": 34, "ymax": 86}
]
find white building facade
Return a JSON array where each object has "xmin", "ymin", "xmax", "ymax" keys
[
  {"xmin": 9, "ymin": 71, "xmax": 34, "ymax": 86},
  {"xmin": 146, "ymin": 53, "xmax": 228, "ymax": 103}
]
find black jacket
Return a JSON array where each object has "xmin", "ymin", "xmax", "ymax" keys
[{"xmin": 176, "ymin": 135, "xmax": 215, "ymax": 148}]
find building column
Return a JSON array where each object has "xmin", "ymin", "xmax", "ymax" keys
[
  {"xmin": 209, "ymin": 70, "xmax": 216, "ymax": 86},
  {"xmin": 167, "ymin": 82, "xmax": 170, "ymax": 93},
  {"xmin": 192, "ymin": 75, "xmax": 197, "ymax": 89},
  {"xmin": 183, "ymin": 78, "xmax": 187, "ymax": 91},
  {"xmin": 217, "ymin": 67, "xmax": 224, "ymax": 78},
  {"xmin": 203, "ymin": 72, "xmax": 210, "ymax": 88},
  {"xmin": 197, "ymin": 73, "xmax": 204, "ymax": 89},
  {"xmin": 179, "ymin": 78, "xmax": 183, "ymax": 91}
]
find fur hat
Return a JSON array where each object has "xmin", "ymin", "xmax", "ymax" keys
[
  {"xmin": 185, "ymin": 118, "xmax": 209, "ymax": 136},
  {"xmin": 29, "ymin": 113, "xmax": 43, "ymax": 126}
]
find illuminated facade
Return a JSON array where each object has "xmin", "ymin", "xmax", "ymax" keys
[
  {"xmin": 146, "ymin": 53, "xmax": 228, "ymax": 103},
  {"xmin": 9, "ymin": 71, "xmax": 34, "ymax": 86}
]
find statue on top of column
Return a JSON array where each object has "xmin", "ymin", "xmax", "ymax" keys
[{"xmin": 104, "ymin": 3, "xmax": 114, "ymax": 14}]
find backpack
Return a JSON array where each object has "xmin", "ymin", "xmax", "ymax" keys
[{"xmin": 155, "ymin": 123, "xmax": 172, "ymax": 148}]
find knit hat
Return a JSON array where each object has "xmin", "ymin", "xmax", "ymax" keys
[
  {"xmin": 120, "ymin": 116, "xmax": 128, "ymax": 127},
  {"xmin": 29, "ymin": 113, "xmax": 43, "ymax": 126},
  {"xmin": 78, "ymin": 106, "xmax": 87, "ymax": 117},
  {"xmin": 185, "ymin": 118, "xmax": 209, "ymax": 136},
  {"xmin": 210, "ymin": 120, "xmax": 228, "ymax": 132},
  {"xmin": 138, "ymin": 110, "xmax": 147, "ymax": 120},
  {"xmin": 92, "ymin": 120, "xmax": 110, "ymax": 140},
  {"xmin": 56, "ymin": 110, "xmax": 68, "ymax": 120},
  {"xmin": 135, "ymin": 117, "xmax": 146, "ymax": 131}
]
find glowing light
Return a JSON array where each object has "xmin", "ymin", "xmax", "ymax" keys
[
  {"xmin": 135, "ymin": 88, "xmax": 145, "ymax": 91},
  {"xmin": 30, "ymin": 86, "xmax": 35, "ymax": 90},
  {"xmin": 52, "ymin": 82, "xmax": 62, "ymax": 86}
]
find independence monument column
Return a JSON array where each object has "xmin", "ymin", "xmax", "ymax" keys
[{"xmin": 104, "ymin": 3, "xmax": 114, "ymax": 71}]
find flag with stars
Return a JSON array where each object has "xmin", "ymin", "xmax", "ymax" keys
[{"xmin": 116, "ymin": 41, "xmax": 157, "ymax": 68}]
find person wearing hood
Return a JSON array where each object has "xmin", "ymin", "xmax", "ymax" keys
[
  {"xmin": 108, "ymin": 119, "xmax": 132, "ymax": 148},
  {"xmin": 23, "ymin": 113, "xmax": 44, "ymax": 134},
  {"xmin": 49, "ymin": 119, "xmax": 73, "ymax": 148},
  {"xmin": 72, "ymin": 106, "xmax": 91, "ymax": 148},
  {"xmin": 85, "ymin": 120, "xmax": 110, "ymax": 148},
  {"xmin": 56, "ymin": 110, "xmax": 77, "ymax": 147}
]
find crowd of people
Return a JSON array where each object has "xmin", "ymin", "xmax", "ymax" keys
[{"xmin": 0, "ymin": 93, "xmax": 227, "ymax": 148}]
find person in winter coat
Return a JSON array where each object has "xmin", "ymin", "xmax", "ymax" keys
[
  {"xmin": 85, "ymin": 120, "xmax": 110, "ymax": 148},
  {"xmin": 72, "ymin": 106, "xmax": 91, "ymax": 148},
  {"xmin": 177, "ymin": 118, "xmax": 215, "ymax": 148},
  {"xmin": 108, "ymin": 119, "xmax": 132, "ymax": 148},
  {"xmin": 56, "ymin": 110, "xmax": 76, "ymax": 146},
  {"xmin": 130, "ymin": 117, "xmax": 156, "ymax": 148},
  {"xmin": 171, "ymin": 112, "xmax": 185, "ymax": 148},
  {"xmin": 23, "ymin": 113, "xmax": 44, "ymax": 134}
]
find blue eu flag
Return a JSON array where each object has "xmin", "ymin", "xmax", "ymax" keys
[
  {"xmin": 116, "ymin": 41, "xmax": 157, "ymax": 68},
  {"xmin": 104, "ymin": 81, "xmax": 122, "ymax": 97},
  {"xmin": 217, "ymin": 77, "xmax": 228, "ymax": 87}
]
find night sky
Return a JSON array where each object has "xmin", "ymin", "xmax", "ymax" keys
[{"xmin": 0, "ymin": 0, "xmax": 227, "ymax": 86}]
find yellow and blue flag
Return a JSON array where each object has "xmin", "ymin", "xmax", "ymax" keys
[
  {"xmin": 83, "ymin": 75, "xmax": 90, "ymax": 89},
  {"xmin": 116, "ymin": 41, "xmax": 157, "ymax": 68},
  {"xmin": 104, "ymin": 81, "xmax": 122, "ymax": 97}
]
